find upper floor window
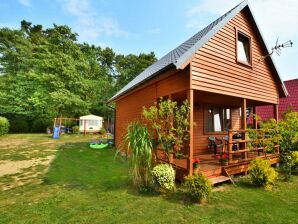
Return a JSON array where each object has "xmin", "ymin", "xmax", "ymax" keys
[{"xmin": 237, "ymin": 31, "xmax": 251, "ymax": 65}]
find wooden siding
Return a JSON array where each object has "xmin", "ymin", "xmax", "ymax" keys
[
  {"xmin": 193, "ymin": 106, "xmax": 241, "ymax": 154},
  {"xmin": 191, "ymin": 9, "xmax": 279, "ymax": 104},
  {"xmin": 115, "ymin": 68, "xmax": 189, "ymax": 148}
]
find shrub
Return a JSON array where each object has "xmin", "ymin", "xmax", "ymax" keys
[
  {"xmin": 183, "ymin": 173, "xmax": 212, "ymax": 203},
  {"xmin": 72, "ymin": 125, "xmax": 80, "ymax": 134},
  {"xmin": 0, "ymin": 116, "xmax": 9, "ymax": 136},
  {"xmin": 125, "ymin": 122, "xmax": 152, "ymax": 189},
  {"xmin": 143, "ymin": 98, "xmax": 190, "ymax": 162},
  {"xmin": 31, "ymin": 118, "xmax": 51, "ymax": 133},
  {"xmin": 9, "ymin": 117, "xmax": 30, "ymax": 133},
  {"xmin": 151, "ymin": 163, "xmax": 175, "ymax": 192},
  {"xmin": 281, "ymin": 151, "xmax": 298, "ymax": 180},
  {"xmin": 279, "ymin": 111, "xmax": 298, "ymax": 153},
  {"xmin": 248, "ymin": 158, "xmax": 278, "ymax": 189},
  {"xmin": 99, "ymin": 127, "xmax": 106, "ymax": 135}
]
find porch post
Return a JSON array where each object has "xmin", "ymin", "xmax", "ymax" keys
[
  {"xmin": 187, "ymin": 89, "xmax": 194, "ymax": 176},
  {"xmin": 241, "ymin": 98, "xmax": 247, "ymax": 159},
  {"xmin": 252, "ymin": 106, "xmax": 257, "ymax": 129},
  {"xmin": 241, "ymin": 98, "xmax": 247, "ymax": 130},
  {"xmin": 273, "ymin": 104, "xmax": 279, "ymax": 123}
]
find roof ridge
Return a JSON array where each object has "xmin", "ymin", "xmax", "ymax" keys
[{"xmin": 109, "ymin": 0, "xmax": 287, "ymax": 102}]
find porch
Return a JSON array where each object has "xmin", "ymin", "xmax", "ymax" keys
[{"xmin": 157, "ymin": 89, "xmax": 280, "ymax": 183}]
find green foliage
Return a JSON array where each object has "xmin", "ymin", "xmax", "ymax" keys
[
  {"xmin": 248, "ymin": 158, "xmax": 278, "ymax": 189},
  {"xmin": 143, "ymin": 98, "xmax": 190, "ymax": 160},
  {"xmin": 279, "ymin": 111, "xmax": 298, "ymax": 153},
  {"xmin": 31, "ymin": 118, "xmax": 51, "ymax": 133},
  {"xmin": 8, "ymin": 117, "xmax": 30, "ymax": 133},
  {"xmin": 281, "ymin": 151, "xmax": 298, "ymax": 181},
  {"xmin": 0, "ymin": 21, "xmax": 157, "ymax": 132},
  {"xmin": 0, "ymin": 116, "xmax": 9, "ymax": 135},
  {"xmin": 151, "ymin": 163, "xmax": 175, "ymax": 191},
  {"xmin": 125, "ymin": 122, "xmax": 152, "ymax": 189},
  {"xmin": 183, "ymin": 173, "xmax": 212, "ymax": 203},
  {"xmin": 72, "ymin": 125, "xmax": 80, "ymax": 134},
  {"xmin": 99, "ymin": 127, "xmax": 107, "ymax": 135}
]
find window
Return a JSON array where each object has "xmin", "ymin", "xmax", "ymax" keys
[
  {"xmin": 237, "ymin": 31, "xmax": 251, "ymax": 65},
  {"xmin": 204, "ymin": 106, "xmax": 231, "ymax": 132},
  {"xmin": 88, "ymin": 120, "xmax": 99, "ymax": 126}
]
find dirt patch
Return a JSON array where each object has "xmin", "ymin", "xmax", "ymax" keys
[{"xmin": 0, "ymin": 155, "xmax": 55, "ymax": 177}]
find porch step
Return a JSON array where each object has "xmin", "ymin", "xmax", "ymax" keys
[{"xmin": 209, "ymin": 175, "xmax": 231, "ymax": 185}]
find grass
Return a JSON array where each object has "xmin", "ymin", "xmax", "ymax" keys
[{"xmin": 0, "ymin": 134, "xmax": 298, "ymax": 223}]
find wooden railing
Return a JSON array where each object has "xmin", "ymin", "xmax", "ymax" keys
[{"xmin": 227, "ymin": 129, "xmax": 280, "ymax": 164}]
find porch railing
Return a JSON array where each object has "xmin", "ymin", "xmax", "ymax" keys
[{"xmin": 227, "ymin": 129, "xmax": 280, "ymax": 164}]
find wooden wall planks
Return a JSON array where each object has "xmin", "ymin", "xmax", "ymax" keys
[{"xmin": 191, "ymin": 9, "xmax": 279, "ymax": 104}]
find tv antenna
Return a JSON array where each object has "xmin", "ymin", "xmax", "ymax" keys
[{"xmin": 259, "ymin": 38, "xmax": 293, "ymax": 62}]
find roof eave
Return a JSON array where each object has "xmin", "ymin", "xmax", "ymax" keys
[
  {"xmin": 107, "ymin": 63, "xmax": 177, "ymax": 103},
  {"xmin": 175, "ymin": 0, "xmax": 248, "ymax": 69}
]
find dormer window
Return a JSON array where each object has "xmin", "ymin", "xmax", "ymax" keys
[{"xmin": 236, "ymin": 30, "xmax": 252, "ymax": 66}]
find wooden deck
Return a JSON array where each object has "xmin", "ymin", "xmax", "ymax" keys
[{"xmin": 156, "ymin": 150, "xmax": 280, "ymax": 183}]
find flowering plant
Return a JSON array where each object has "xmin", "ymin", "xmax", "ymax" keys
[
  {"xmin": 193, "ymin": 158, "xmax": 200, "ymax": 168},
  {"xmin": 216, "ymin": 153, "xmax": 229, "ymax": 163}
]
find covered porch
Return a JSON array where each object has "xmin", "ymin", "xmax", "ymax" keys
[{"xmin": 157, "ymin": 89, "xmax": 280, "ymax": 182}]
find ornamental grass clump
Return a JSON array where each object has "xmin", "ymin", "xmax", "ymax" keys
[
  {"xmin": 183, "ymin": 173, "xmax": 212, "ymax": 203},
  {"xmin": 248, "ymin": 158, "xmax": 278, "ymax": 190},
  {"xmin": 151, "ymin": 163, "xmax": 175, "ymax": 192},
  {"xmin": 125, "ymin": 122, "xmax": 153, "ymax": 190}
]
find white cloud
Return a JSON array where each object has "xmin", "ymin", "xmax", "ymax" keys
[
  {"xmin": 18, "ymin": 0, "xmax": 31, "ymax": 7},
  {"xmin": 186, "ymin": 0, "xmax": 298, "ymax": 80},
  {"xmin": 59, "ymin": 0, "xmax": 128, "ymax": 42}
]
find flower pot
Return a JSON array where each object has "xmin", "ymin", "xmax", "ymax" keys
[{"xmin": 220, "ymin": 161, "xmax": 228, "ymax": 166}]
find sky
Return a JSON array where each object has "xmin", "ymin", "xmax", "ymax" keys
[{"xmin": 0, "ymin": 0, "xmax": 297, "ymax": 81}]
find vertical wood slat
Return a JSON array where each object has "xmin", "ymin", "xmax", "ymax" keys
[
  {"xmin": 228, "ymin": 130, "xmax": 233, "ymax": 162},
  {"xmin": 187, "ymin": 89, "xmax": 194, "ymax": 175},
  {"xmin": 241, "ymin": 98, "xmax": 247, "ymax": 159}
]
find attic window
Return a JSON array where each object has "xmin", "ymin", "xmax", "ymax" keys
[{"xmin": 237, "ymin": 31, "xmax": 251, "ymax": 65}]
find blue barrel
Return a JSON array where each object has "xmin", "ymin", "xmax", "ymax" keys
[{"xmin": 53, "ymin": 127, "xmax": 60, "ymax": 139}]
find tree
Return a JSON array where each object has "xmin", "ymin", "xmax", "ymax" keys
[{"xmin": 0, "ymin": 20, "xmax": 157, "ymax": 132}]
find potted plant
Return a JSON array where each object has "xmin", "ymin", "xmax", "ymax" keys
[
  {"xmin": 217, "ymin": 153, "xmax": 229, "ymax": 166},
  {"xmin": 193, "ymin": 158, "xmax": 200, "ymax": 174}
]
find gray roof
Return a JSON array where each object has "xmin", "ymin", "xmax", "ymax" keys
[{"xmin": 109, "ymin": 0, "xmax": 287, "ymax": 102}]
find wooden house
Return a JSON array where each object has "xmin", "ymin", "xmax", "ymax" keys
[{"xmin": 109, "ymin": 1, "xmax": 288, "ymax": 183}]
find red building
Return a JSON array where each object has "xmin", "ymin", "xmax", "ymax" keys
[{"xmin": 248, "ymin": 78, "xmax": 298, "ymax": 122}]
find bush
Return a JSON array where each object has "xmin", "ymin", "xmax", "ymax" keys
[
  {"xmin": 72, "ymin": 125, "xmax": 80, "ymax": 134},
  {"xmin": 281, "ymin": 151, "xmax": 298, "ymax": 180},
  {"xmin": 0, "ymin": 116, "xmax": 9, "ymax": 136},
  {"xmin": 151, "ymin": 163, "xmax": 175, "ymax": 192},
  {"xmin": 248, "ymin": 158, "xmax": 278, "ymax": 189},
  {"xmin": 183, "ymin": 173, "xmax": 212, "ymax": 203},
  {"xmin": 31, "ymin": 118, "xmax": 51, "ymax": 133},
  {"xmin": 99, "ymin": 127, "xmax": 106, "ymax": 135},
  {"xmin": 9, "ymin": 117, "xmax": 30, "ymax": 133}
]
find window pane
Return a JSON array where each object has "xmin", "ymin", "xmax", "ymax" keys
[
  {"xmin": 237, "ymin": 33, "xmax": 250, "ymax": 63},
  {"xmin": 213, "ymin": 110, "xmax": 222, "ymax": 132}
]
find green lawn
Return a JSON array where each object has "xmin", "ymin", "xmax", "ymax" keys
[{"xmin": 0, "ymin": 134, "xmax": 298, "ymax": 224}]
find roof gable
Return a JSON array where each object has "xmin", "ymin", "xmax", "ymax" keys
[{"xmin": 109, "ymin": 0, "xmax": 287, "ymax": 102}]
